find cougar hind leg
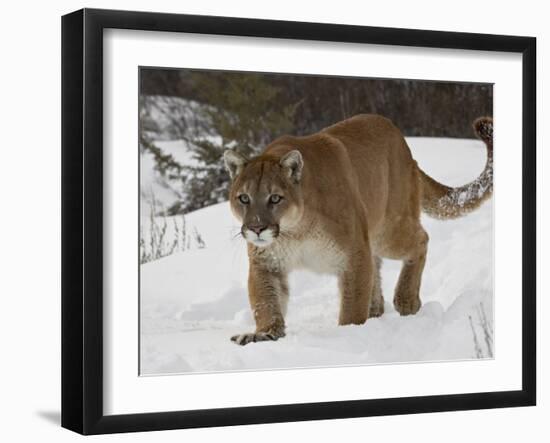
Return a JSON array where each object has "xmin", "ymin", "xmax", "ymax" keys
[{"xmin": 393, "ymin": 224, "xmax": 429, "ymax": 316}]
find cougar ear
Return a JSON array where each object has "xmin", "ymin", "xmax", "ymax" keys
[
  {"xmin": 224, "ymin": 150, "xmax": 247, "ymax": 179},
  {"xmin": 280, "ymin": 150, "xmax": 303, "ymax": 183}
]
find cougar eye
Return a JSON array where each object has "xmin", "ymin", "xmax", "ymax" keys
[
  {"xmin": 238, "ymin": 194, "xmax": 250, "ymax": 204},
  {"xmin": 269, "ymin": 194, "xmax": 283, "ymax": 204}
]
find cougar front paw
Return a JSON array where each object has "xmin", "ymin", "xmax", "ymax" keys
[{"xmin": 230, "ymin": 331, "xmax": 285, "ymax": 346}]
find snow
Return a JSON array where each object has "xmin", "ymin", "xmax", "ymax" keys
[{"xmin": 140, "ymin": 137, "xmax": 493, "ymax": 375}]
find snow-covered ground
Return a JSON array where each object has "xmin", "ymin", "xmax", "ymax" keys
[{"xmin": 140, "ymin": 137, "xmax": 493, "ymax": 375}]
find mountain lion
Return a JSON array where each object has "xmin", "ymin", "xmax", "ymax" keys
[{"xmin": 224, "ymin": 114, "xmax": 493, "ymax": 345}]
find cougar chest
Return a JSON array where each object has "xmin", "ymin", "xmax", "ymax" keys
[{"xmin": 288, "ymin": 232, "xmax": 346, "ymax": 275}]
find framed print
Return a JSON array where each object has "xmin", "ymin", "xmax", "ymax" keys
[{"xmin": 61, "ymin": 8, "xmax": 536, "ymax": 435}]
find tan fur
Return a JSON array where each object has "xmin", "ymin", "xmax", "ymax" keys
[{"xmin": 224, "ymin": 114, "xmax": 493, "ymax": 345}]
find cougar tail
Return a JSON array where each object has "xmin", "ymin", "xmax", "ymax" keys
[{"xmin": 419, "ymin": 117, "xmax": 493, "ymax": 220}]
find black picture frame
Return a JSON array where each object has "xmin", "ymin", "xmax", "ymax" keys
[{"xmin": 61, "ymin": 8, "xmax": 536, "ymax": 435}]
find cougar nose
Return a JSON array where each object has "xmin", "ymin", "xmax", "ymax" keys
[{"xmin": 248, "ymin": 224, "xmax": 268, "ymax": 235}]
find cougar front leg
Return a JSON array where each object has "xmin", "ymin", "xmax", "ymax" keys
[
  {"xmin": 369, "ymin": 256, "xmax": 384, "ymax": 318},
  {"xmin": 231, "ymin": 264, "xmax": 288, "ymax": 346},
  {"xmin": 338, "ymin": 250, "xmax": 374, "ymax": 326}
]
